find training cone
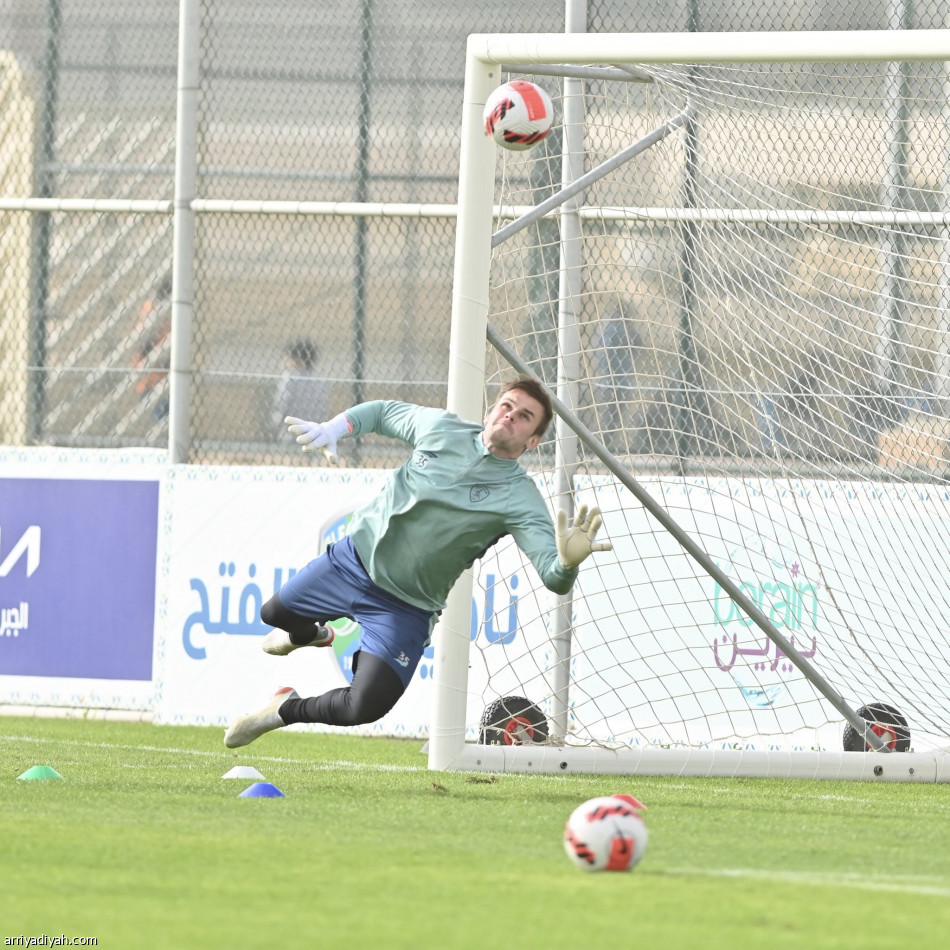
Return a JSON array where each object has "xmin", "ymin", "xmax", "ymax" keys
[
  {"xmin": 222, "ymin": 765, "xmax": 265, "ymax": 780},
  {"xmin": 18, "ymin": 765, "xmax": 63, "ymax": 781},
  {"xmin": 239, "ymin": 782, "xmax": 284, "ymax": 798}
]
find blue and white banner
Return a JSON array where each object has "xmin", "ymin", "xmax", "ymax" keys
[
  {"xmin": 151, "ymin": 465, "xmax": 555, "ymax": 739},
  {"xmin": 152, "ymin": 465, "xmax": 396, "ymax": 730},
  {"xmin": 0, "ymin": 448, "xmax": 164, "ymax": 710}
]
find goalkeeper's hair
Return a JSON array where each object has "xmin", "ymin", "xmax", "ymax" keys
[{"xmin": 498, "ymin": 375, "xmax": 553, "ymax": 437}]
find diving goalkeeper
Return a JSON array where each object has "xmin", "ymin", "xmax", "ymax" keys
[{"xmin": 224, "ymin": 375, "xmax": 611, "ymax": 748}]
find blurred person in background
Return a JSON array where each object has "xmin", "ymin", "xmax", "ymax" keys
[
  {"xmin": 131, "ymin": 273, "xmax": 173, "ymax": 421},
  {"xmin": 273, "ymin": 338, "xmax": 330, "ymax": 441}
]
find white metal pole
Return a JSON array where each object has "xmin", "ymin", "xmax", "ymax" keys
[
  {"xmin": 938, "ymin": 14, "xmax": 950, "ymax": 412},
  {"xmin": 428, "ymin": 43, "xmax": 497, "ymax": 771},
  {"xmin": 169, "ymin": 0, "xmax": 200, "ymax": 463},
  {"xmin": 468, "ymin": 30, "xmax": 950, "ymax": 66},
  {"xmin": 550, "ymin": 0, "xmax": 588, "ymax": 741},
  {"xmin": 876, "ymin": 0, "xmax": 913, "ymax": 403}
]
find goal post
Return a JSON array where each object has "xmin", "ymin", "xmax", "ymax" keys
[{"xmin": 431, "ymin": 30, "xmax": 950, "ymax": 782}]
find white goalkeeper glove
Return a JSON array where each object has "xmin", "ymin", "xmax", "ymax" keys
[
  {"xmin": 284, "ymin": 413, "xmax": 352, "ymax": 457},
  {"xmin": 556, "ymin": 504, "xmax": 612, "ymax": 570}
]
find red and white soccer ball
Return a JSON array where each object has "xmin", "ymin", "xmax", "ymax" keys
[
  {"xmin": 563, "ymin": 794, "xmax": 649, "ymax": 872},
  {"xmin": 483, "ymin": 80, "xmax": 554, "ymax": 151}
]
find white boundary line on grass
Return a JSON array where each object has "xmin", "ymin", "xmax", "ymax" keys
[
  {"xmin": 665, "ymin": 867, "xmax": 950, "ymax": 898},
  {"xmin": 0, "ymin": 732, "xmax": 425, "ymax": 772}
]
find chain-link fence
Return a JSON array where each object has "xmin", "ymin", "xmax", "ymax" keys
[{"xmin": 1, "ymin": 1, "xmax": 947, "ymax": 465}]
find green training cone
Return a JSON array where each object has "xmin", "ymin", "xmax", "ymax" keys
[{"xmin": 18, "ymin": 765, "xmax": 64, "ymax": 781}]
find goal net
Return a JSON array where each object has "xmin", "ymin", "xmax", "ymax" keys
[{"xmin": 431, "ymin": 31, "xmax": 950, "ymax": 781}]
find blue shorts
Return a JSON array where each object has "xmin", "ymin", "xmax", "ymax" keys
[{"xmin": 278, "ymin": 535, "xmax": 437, "ymax": 687}]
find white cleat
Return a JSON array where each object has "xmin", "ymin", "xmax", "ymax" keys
[
  {"xmin": 224, "ymin": 686, "xmax": 298, "ymax": 749},
  {"xmin": 262, "ymin": 625, "xmax": 334, "ymax": 656}
]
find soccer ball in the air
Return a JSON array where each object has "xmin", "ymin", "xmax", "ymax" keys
[
  {"xmin": 563, "ymin": 794, "xmax": 649, "ymax": 872},
  {"xmin": 483, "ymin": 80, "xmax": 554, "ymax": 151}
]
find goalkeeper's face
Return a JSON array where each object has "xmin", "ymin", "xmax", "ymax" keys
[{"xmin": 482, "ymin": 389, "xmax": 545, "ymax": 459}]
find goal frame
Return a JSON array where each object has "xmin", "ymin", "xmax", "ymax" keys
[{"xmin": 431, "ymin": 29, "xmax": 950, "ymax": 782}]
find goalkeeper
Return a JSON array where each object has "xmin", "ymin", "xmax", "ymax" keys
[{"xmin": 225, "ymin": 375, "xmax": 611, "ymax": 748}]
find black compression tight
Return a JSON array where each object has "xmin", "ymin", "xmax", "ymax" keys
[{"xmin": 279, "ymin": 650, "xmax": 405, "ymax": 727}]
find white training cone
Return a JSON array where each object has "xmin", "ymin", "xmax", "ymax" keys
[{"xmin": 222, "ymin": 765, "xmax": 265, "ymax": 780}]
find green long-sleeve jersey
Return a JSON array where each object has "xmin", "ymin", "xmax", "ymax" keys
[{"xmin": 342, "ymin": 400, "xmax": 577, "ymax": 612}]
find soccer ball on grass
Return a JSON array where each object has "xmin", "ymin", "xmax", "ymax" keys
[
  {"xmin": 563, "ymin": 794, "xmax": 649, "ymax": 872},
  {"xmin": 483, "ymin": 80, "xmax": 554, "ymax": 151}
]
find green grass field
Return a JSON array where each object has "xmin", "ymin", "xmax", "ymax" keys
[{"xmin": 2, "ymin": 716, "xmax": 949, "ymax": 949}]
